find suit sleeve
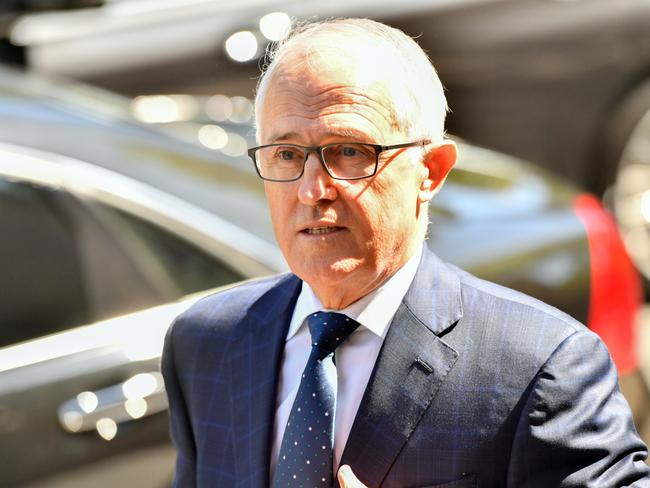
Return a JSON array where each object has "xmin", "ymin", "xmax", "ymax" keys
[
  {"xmin": 161, "ymin": 317, "xmax": 198, "ymax": 488},
  {"xmin": 508, "ymin": 330, "xmax": 650, "ymax": 487}
]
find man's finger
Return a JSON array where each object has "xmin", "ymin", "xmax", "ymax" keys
[{"xmin": 337, "ymin": 465, "xmax": 367, "ymax": 488}]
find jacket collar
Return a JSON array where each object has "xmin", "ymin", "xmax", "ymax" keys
[{"xmin": 402, "ymin": 245, "xmax": 464, "ymax": 336}]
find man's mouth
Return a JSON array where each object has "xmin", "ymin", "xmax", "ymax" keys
[{"xmin": 302, "ymin": 226, "xmax": 344, "ymax": 235}]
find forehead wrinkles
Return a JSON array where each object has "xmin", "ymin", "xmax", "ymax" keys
[{"xmin": 266, "ymin": 72, "xmax": 401, "ymax": 136}]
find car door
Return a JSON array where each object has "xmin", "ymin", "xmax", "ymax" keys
[{"xmin": 0, "ymin": 155, "xmax": 265, "ymax": 486}]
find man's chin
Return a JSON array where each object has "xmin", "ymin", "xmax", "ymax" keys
[
  {"xmin": 292, "ymin": 256, "xmax": 364, "ymax": 284},
  {"xmin": 329, "ymin": 257, "xmax": 364, "ymax": 274}
]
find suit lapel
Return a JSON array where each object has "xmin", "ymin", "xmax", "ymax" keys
[
  {"xmin": 229, "ymin": 275, "xmax": 302, "ymax": 488},
  {"xmin": 338, "ymin": 249, "xmax": 463, "ymax": 487}
]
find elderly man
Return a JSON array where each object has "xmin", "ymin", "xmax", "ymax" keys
[{"xmin": 162, "ymin": 18, "xmax": 650, "ymax": 488}]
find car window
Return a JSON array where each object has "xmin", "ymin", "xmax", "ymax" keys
[
  {"xmin": 0, "ymin": 175, "xmax": 244, "ymax": 348},
  {"xmin": 0, "ymin": 177, "xmax": 89, "ymax": 346},
  {"xmin": 90, "ymin": 203, "xmax": 243, "ymax": 296}
]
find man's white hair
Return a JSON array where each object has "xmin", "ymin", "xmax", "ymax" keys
[{"xmin": 254, "ymin": 18, "xmax": 449, "ymax": 144}]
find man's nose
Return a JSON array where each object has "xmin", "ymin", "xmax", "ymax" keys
[{"xmin": 297, "ymin": 152, "xmax": 337, "ymax": 205}]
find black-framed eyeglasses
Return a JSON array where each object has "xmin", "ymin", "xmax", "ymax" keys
[{"xmin": 247, "ymin": 140, "xmax": 430, "ymax": 182}]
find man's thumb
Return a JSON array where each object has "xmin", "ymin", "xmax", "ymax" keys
[{"xmin": 337, "ymin": 465, "xmax": 365, "ymax": 487}]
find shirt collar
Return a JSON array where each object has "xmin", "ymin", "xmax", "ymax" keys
[{"xmin": 286, "ymin": 245, "xmax": 423, "ymax": 341}]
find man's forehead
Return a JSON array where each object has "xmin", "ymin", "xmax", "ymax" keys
[
  {"xmin": 258, "ymin": 77, "xmax": 398, "ymax": 144},
  {"xmin": 262, "ymin": 54, "xmax": 397, "ymax": 118}
]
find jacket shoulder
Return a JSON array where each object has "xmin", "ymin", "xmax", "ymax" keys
[
  {"xmin": 459, "ymin": 265, "xmax": 583, "ymax": 329},
  {"xmin": 450, "ymin": 263, "xmax": 596, "ymax": 365},
  {"xmin": 170, "ymin": 273, "xmax": 298, "ymax": 339}
]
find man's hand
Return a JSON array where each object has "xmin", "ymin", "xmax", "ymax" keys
[{"xmin": 337, "ymin": 465, "xmax": 368, "ymax": 488}]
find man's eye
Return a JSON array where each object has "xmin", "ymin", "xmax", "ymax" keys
[
  {"xmin": 341, "ymin": 146, "xmax": 359, "ymax": 157},
  {"xmin": 336, "ymin": 145, "xmax": 373, "ymax": 160},
  {"xmin": 276, "ymin": 149, "xmax": 297, "ymax": 160}
]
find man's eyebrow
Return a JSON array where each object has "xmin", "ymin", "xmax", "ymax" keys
[
  {"xmin": 267, "ymin": 130, "xmax": 373, "ymax": 144},
  {"xmin": 328, "ymin": 128, "xmax": 373, "ymax": 141},
  {"xmin": 268, "ymin": 132, "xmax": 301, "ymax": 143}
]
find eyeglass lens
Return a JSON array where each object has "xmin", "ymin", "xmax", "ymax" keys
[{"xmin": 255, "ymin": 143, "xmax": 377, "ymax": 180}]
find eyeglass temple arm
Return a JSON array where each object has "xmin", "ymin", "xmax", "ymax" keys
[{"xmin": 379, "ymin": 139, "xmax": 431, "ymax": 151}]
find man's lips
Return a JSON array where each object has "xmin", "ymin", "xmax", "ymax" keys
[{"xmin": 301, "ymin": 226, "xmax": 345, "ymax": 236}]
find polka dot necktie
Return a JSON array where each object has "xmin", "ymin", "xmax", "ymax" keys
[{"xmin": 273, "ymin": 311, "xmax": 361, "ymax": 488}]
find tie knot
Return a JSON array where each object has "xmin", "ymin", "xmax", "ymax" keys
[{"xmin": 307, "ymin": 311, "xmax": 360, "ymax": 355}]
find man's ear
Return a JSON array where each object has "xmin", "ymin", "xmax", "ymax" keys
[{"xmin": 419, "ymin": 139, "xmax": 457, "ymax": 203}]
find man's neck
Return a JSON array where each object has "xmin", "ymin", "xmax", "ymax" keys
[{"xmin": 307, "ymin": 245, "xmax": 424, "ymax": 310}]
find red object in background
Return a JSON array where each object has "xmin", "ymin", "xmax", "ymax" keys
[{"xmin": 573, "ymin": 194, "xmax": 642, "ymax": 375}]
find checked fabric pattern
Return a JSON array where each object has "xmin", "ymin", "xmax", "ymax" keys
[{"xmin": 273, "ymin": 312, "xmax": 361, "ymax": 488}]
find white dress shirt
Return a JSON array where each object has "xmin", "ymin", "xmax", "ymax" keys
[{"xmin": 270, "ymin": 246, "xmax": 423, "ymax": 480}]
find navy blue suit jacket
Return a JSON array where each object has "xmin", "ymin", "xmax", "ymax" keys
[{"xmin": 162, "ymin": 248, "xmax": 650, "ymax": 487}]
